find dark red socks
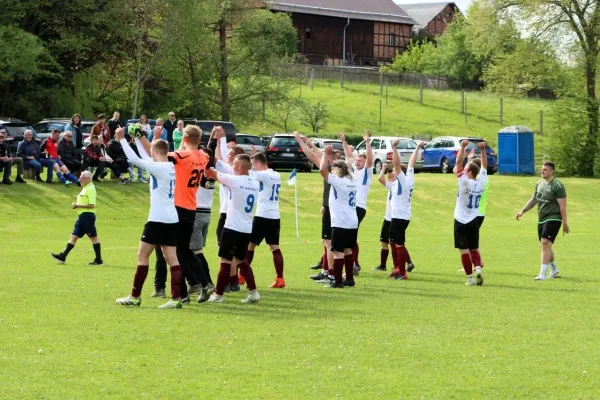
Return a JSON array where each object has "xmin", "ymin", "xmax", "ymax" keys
[
  {"xmin": 216, "ymin": 263, "xmax": 231, "ymax": 295},
  {"xmin": 246, "ymin": 250, "xmax": 255, "ymax": 265},
  {"xmin": 238, "ymin": 261, "xmax": 257, "ymax": 291},
  {"xmin": 132, "ymin": 265, "xmax": 149, "ymax": 297},
  {"xmin": 272, "ymin": 249, "xmax": 284, "ymax": 278},
  {"xmin": 170, "ymin": 265, "xmax": 182, "ymax": 299},
  {"xmin": 344, "ymin": 254, "xmax": 354, "ymax": 281},
  {"xmin": 461, "ymin": 254, "xmax": 473, "ymax": 275}
]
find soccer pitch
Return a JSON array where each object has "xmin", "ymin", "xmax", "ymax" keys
[{"xmin": 1, "ymin": 173, "xmax": 598, "ymax": 399}]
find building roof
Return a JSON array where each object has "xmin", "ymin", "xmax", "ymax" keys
[
  {"xmin": 394, "ymin": 2, "xmax": 458, "ymax": 27},
  {"xmin": 267, "ymin": 0, "xmax": 416, "ymax": 24}
]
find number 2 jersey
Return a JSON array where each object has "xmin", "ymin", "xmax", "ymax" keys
[
  {"xmin": 250, "ymin": 169, "xmax": 281, "ymax": 220},
  {"xmin": 168, "ymin": 150, "xmax": 209, "ymax": 211},
  {"xmin": 386, "ymin": 167, "xmax": 415, "ymax": 221},
  {"xmin": 217, "ymin": 173, "xmax": 260, "ymax": 233},
  {"xmin": 327, "ymin": 174, "xmax": 358, "ymax": 229},
  {"xmin": 454, "ymin": 168, "xmax": 488, "ymax": 224}
]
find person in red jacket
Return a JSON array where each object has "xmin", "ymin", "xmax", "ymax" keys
[
  {"xmin": 82, "ymin": 135, "xmax": 126, "ymax": 183},
  {"xmin": 41, "ymin": 129, "xmax": 80, "ymax": 186}
]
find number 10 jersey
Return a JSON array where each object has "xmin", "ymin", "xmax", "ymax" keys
[
  {"xmin": 454, "ymin": 169, "xmax": 488, "ymax": 224},
  {"xmin": 217, "ymin": 172, "xmax": 260, "ymax": 234}
]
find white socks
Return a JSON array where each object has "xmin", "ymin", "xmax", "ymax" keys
[
  {"xmin": 550, "ymin": 262, "xmax": 558, "ymax": 273},
  {"xmin": 475, "ymin": 267, "xmax": 482, "ymax": 276},
  {"xmin": 540, "ymin": 264, "xmax": 549, "ymax": 278}
]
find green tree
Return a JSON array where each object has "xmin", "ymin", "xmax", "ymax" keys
[{"xmin": 299, "ymin": 100, "xmax": 329, "ymax": 133}]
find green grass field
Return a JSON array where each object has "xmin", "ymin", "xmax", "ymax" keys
[
  {"xmin": 244, "ymin": 80, "xmax": 553, "ymax": 152},
  {"xmin": 1, "ymin": 172, "xmax": 598, "ymax": 399}
]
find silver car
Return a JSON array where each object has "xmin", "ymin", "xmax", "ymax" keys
[
  {"xmin": 236, "ymin": 134, "xmax": 265, "ymax": 155},
  {"xmin": 354, "ymin": 136, "xmax": 424, "ymax": 173}
]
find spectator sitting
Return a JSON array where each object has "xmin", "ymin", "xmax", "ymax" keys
[
  {"xmin": 149, "ymin": 118, "xmax": 166, "ymax": 141},
  {"xmin": 17, "ymin": 130, "xmax": 56, "ymax": 183},
  {"xmin": 83, "ymin": 135, "xmax": 127, "ymax": 184},
  {"xmin": 106, "ymin": 137, "xmax": 137, "ymax": 182},
  {"xmin": 41, "ymin": 129, "xmax": 80, "ymax": 186},
  {"xmin": 90, "ymin": 114, "xmax": 110, "ymax": 145},
  {"xmin": 173, "ymin": 119, "xmax": 184, "ymax": 150},
  {"xmin": 107, "ymin": 111, "xmax": 123, "ymax": 139},
  {"xmin": 58, "ymin": 130, "xmax": 83, "ymax": 174},
  {"xmin": 0, "ymin": 128, "xmax": 26, "ymax": 184}
]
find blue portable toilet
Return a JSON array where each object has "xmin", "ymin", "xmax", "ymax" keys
[{"xmin": 497, "ymin": 126, "xmax": 535, "ymax": 175}]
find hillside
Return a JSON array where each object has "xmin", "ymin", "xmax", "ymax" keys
[{"xmin": 243, "ymin": 79, "xmax": 553, "ymax": 152}]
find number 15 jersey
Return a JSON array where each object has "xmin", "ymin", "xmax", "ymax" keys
[
  {"xmin": 454, "ymin": 169, "xmax": 488, "ymax": 224},
  {"xmin": 168, "ymin": 150, "xmax": 209, "ymax": 211},
  {"xmin": 217, "ymin": 172, "xmax": 260, "ymax": 233},
  {"xmin": 250, "ymin": 169, "xmax": 281, "ymax": 220}
]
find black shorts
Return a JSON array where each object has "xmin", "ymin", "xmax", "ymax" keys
[
  {"xmin": 321, "ymin": 207, "xmax": 331, "ymax": 240},
  {"xmin": 356, "ymin": 207, "xmax": 367, "ymax": 226},
  {"xmin": 141, "ymin": 222, "xmax": 178, "ymax": 247},
  {"xmin": 380, "ymin": 220, "xmax": 391, "ymax": 243},
  {"xmin": 250, "ymin": 217, "xmax": 280, "ymax": 246},
  {"xmin": 216, "ymin": 213, "xmax": 226, "ymax": 244},
  {"xmin": 475, "ymin": 216, "xmax": 485, "ymax": 228},
  {"xmin": 390, "ymin": 219, "xmax": 410, "ymax": 245},
  {"xmin": 218, "ymin": 228, "xmax": 250, "ymax": 261},
  {"xmin": 330, "ymin": 227, "xmax": 358, "ymax": 253},
  {"xmin": 176, "ymin": 207, "xmax": 195, "ymax": 251},
  {"xmin": 454, "ymin": 219, "xmax": 480, "ymax": 250},
  {"xmin": 538, "ymin": 221, "xmax": 562, "ymax": 243},
  {"xmin": 72, "ymin": 213, "xmax": 97, "ymax": 238}
]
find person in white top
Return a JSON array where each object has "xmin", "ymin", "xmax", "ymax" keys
[
  {"xmin": 320, "ymin": 145, "xmax": 358, "ymax": 289},
  {"xmin": 204, "ymin": 153, "xmax": 261, "ymax": 304},
  {"xmin": 340, "ymin": 131, "xmax": 373, "ymax": 273},
  {"xmin": 244, "ymin": 152, "xmax": 287, "ymax": 289},
  {"xmin": 373, "ymin": 164, "xmax": 395, "ymax": 272},
  {"xmin": 213, "ymin": 128, "xmax": 246, "ymax": 291},
  {"xmin": 384, "ymin": 140, "xmax": 424, "ymax": 280},
  {"xmin": 112, "ymin": 127, "xmax": 184, "ymax": 309},
  {"xmin": 454, "ymin": 140, "xmax": 488, "ymax": 286}
]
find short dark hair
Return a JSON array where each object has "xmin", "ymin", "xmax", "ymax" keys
[
  {"xmin": 471, "ymin": 158, "xmax": 482, "ymax": 168},
  {"xmin": 251, "ymin": 152, "xmax": 267, "ymax": 165},
  {"xmin": 467, "ymin": 161, "xmax": 480, "ymax": 177},
  {"xmin": 235, "ymin": 154, "xmax": 251, "ymax": 168},
  {"xmin": 51, "ymin": 129, "xmax": 60, "ymax": 134},
  {"xmin": 151, "ymin": 139, "xmax": 169, "ymax": 156},
  {"xmin": 543, "ymin": 162, "xmax": 555, "ymax": 171},
  {"xmin": 97, "ymin": 114, "xmax": 106, "ymax": 120}
]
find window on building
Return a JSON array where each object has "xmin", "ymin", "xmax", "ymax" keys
[
  {"xmin": 446, "ymin": 12, "xmax": 452, "ymax": 17},
  {"xmin": 305, "ymin": 28, "xmax": 311, "ymax": 40},
  {"xmin": 388, "ymin": 35, "xmax": 396, "ymax": 46}
]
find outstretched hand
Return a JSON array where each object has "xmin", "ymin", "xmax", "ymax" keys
[
  {"xmin": 478, "ymin": 141, "xmax": 487, "ymax": 151},
  {"xmin": 461, "ymin": 139, "xmax": 469, "ymax": 148},
  {"xmin": 392, "ymin": 139, "xmax": 399, "ymax": 148}
]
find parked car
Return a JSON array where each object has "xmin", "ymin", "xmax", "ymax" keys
[
  {"xmin": 0, "ymin": 118, "xmax": 37, "ymax": 155},
  {"xmin": 353, "ymin": 136, "xmax": 424, "ymax": 174},
  {"xmin": 236, "ymin": 134, "xmax": 265, "ymax": 155},
  {"xmin": 32, "ymin": 118, "xmax": 95, "ymax": 142},
  {"xmin": 309, "ymin": 138, "xmax": 345, "ymax": 169},
  {"xmin": 266, "ymin": 134, "xmax": 312, "ymax": 172},
  {"xmin": 261, "ymin": 135, "xmax": 272, "ymax": 147},
  {"xmin": 195, "ymin": 120, "xmax": 237, "ymax": 147},
  {"xmin": 422, "ymin": 136, "xmax": 498, "ymax": 174}
]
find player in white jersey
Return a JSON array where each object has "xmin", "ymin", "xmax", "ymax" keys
[
  {"xmin": 245, "ymin": 152, "xmax": 286, "ymax": 288},
  {"xmin": 454, "ymin": 140, "xmax": 488, "ymax": 286},
  {"xmin": 340, "ymin": 132, "xmax": 373, "ymax": 274},
  {"xmin": 319, "ymin": 145, "xmax": 358, "ymax": 289},
  {"xmin": 112, "ymin": 127, "xmax": 183, "ymax": 309},
  {"xmin": 189, "ymin": 147, "xmax": 216, "ymax": 290},
  {"xmin": 373, "ymin": 164, "xmax": 395, "ymax": 271},
  {"xmin": 385, "ymin": 139, "xmax": 424, "ymax": 280},
  {"xmin": 213, "ymin": 129, "xmax": 246, "ymax": 291},
  {"xmin": 204, "ymin": 154, "xmax": 261, "ymax": 304}
]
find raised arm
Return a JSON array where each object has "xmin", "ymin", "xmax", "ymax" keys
[
  {"xmin": 134, "ymin": 137, "xmax": 153, "ymax": 161},
  {"xmin": 339, "ymin": 132, "xmax": 355, "ymax": 165},
  {"xmin": 319, "ymin": 145, "xmax": 333, "ymax": 181},
  {"xmin": 391, "ymin": 139, "xmax": 401, "ymax": 175},
  {"xmin": 409, "ymin": 141, "xmax": 425, "ymax": 170},
  {"xmin": 477, "ymin": 142, "xmax": 488, "ymax": 171},
  {"xmin": 364, "ymin": 132, "xmax": 373, "ymax": 169},
  {"xmin": 115, "ymin": 128, "xmax": 149, "ymax": 169},
  {"xmin": 455, "ymin": 140, "xmax": 469, "ymax": 176},
  {"xmin": 294, "ymin": 132, "xmax": 320, "ymax": 166},
  {"xmin": 378, "ymin": 162, "xmax": 388, "ymax": 185}
]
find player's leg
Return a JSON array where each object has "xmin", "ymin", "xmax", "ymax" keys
[
  {"xmin": 455, "ymin": 220, "xmax": 474, "ymax": 285},
  {"xmin": 327, "ymin": 228, "xmax": 346, "ymax": 288},
  {"xmin": 353, "ymin": 207, "xmax": 367, "ymax": 272},
  {"xmin": 152, "ymin": 245, "xmax": 167, "ymax": 298},
  {"xmin": 246, "ymin": 217, "xmax": 263, "ymax": 266},
  {"xmin": 237, "ymin": 235, "xmax": 260, "ymax": 303},
  {"xmin": 374, "ymin": 220, "xmax": 390, "ymax": 271},
  {"xmin": 88, "ymin": 234, "xmax": 103, "ymax": 265},
  {"xmin": 549, "ymin": 246, "xmax": 560, "ymax": 278},
  {"xmin": 537, "ymin": 238, "xmax": 553, "ymax": 281},
  {"xmin": 116, "ymin": 241, "xmax": 154, "ymax": 306},
  {"xmin": 205, "ymin": 229, "xmax": 236, "ymax": 303},
  {"xmin": 268, "ymin": 244, "xmax": 285, "ymax": 288},
  {"xmin": 190, "ymin": 213, "xmax": 214, "ymax": 287},
  {"xmin": 159, "ymin": 245, "xmax": 184, "ymax": 309},
  {"xmin": 51, "ymin": 232, "xmax": 80, "ymax": 263}
]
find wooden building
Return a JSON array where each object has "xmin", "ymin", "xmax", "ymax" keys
[
  {"xmin": 396, "ymin": 2, "xmax": 460, "ymax": 37},
  {"xmin": 266, "ymin": 0, "xmax": 416, "ymax": 66}
]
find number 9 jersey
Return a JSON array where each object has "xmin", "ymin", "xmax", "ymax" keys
[
  {"xmin": 454, "ymin": 168, "xmax": 488, "ymax": 224},
  {"xmin": 217, "ymin": 172, "xmax": 260, "ymax": 233},
  {"xmin": 168, "ymin": 150, "xmax": 209, "ymax": 211}
]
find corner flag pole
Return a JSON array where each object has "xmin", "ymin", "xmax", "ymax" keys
[{"xmin": 295, "ymin": 178, "xmax": 299, "ymax": 242}]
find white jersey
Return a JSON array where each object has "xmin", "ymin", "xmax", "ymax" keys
[
  {"xmin": 387, "ymin": 167, "xmax": 415, "ymax": 221},
  {"xmin": 119, "ymin": 138, "xmax": 177, "ymax": 224},
  {"xmin": 216, "ymin": 160, "xmax": 233, "ymax": 214},
  {"xmin": 383, "ymin": 185, "xmax": 393, "ymax": 222},
  {"xmin": 454, "ymin": 169, "xmax": 488, "ymax": 224},
  {"xmin": 217, "ymin": 172, "xmax": 260, "ymax": 233},
  {"xmin": 250, "ymin": 169, "xmax": 281, "ymax": 220},
  {"xmin": 353, "ymin": 164, "xmax": 373, "ymax": 210},
  {"xmin": 196, "ymin": 171, "xmax": 215, "ymax": 210},
  {"xmin": 327, "ymin": 174, "xmax": 358, "ymax": 229}
]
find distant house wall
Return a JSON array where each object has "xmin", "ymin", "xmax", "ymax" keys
[
  {"xmin": 424, "ymin": 4, "xmax": 456, "ymax": 36},
  {"xmin": 374, "ymin": 22, "xmax": 412, "ymax": 61}
]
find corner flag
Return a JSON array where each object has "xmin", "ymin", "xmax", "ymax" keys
[
  {"xmin": 287, "ymin": 168, "xmax": 297, "ymax": 186},
  {"xmin": 287, "ymin": 168, "xmax": 300, "ymax": 241}
]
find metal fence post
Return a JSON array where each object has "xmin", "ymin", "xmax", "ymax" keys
[
  {"xmin": 461, "ymin": 90, "xmax": 465, "ymax": 114},
  {"xmin": 380, "ymin": 72, "xmax": 383, "ymax": 96},
  {"xmin": 419, "ymin": 75, "xmax": 424, "ymax": 105},
  {"xmin": 386, "ymin": 79, "xmax": 389, "ymax": 106},
  {"xmin": 341, "ymin": 69, "xmax": 344, "ymax": 88},
  {"xmin": 310, "ymin": 69, "xmax": 315, "ymax": 91},
  {"xmin": 262, "ymin": 95, "xmax": 266, "ymax": 121},
  {"xmin": 380, "ymin": 100, "xmax": 382, "ymax": 129},
  {"xmin": 500, "ymin": 98, "xmax": 504, "ymax": 125},
  {"xmin": 464, "ymin": 96, "xmax": 468, "ymax": 125},
  {"xmin": 539, "ymin": 110, "xmax": 544, "ymax": 135}
]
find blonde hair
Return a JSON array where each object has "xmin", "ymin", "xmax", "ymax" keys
[
  {"xmin": 183, "ymin": 125, "xmax": 201, "ymax": 146},
  {"xmin": 332, "ymin": 160, "xmax": 353, "ymax": 179}
]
